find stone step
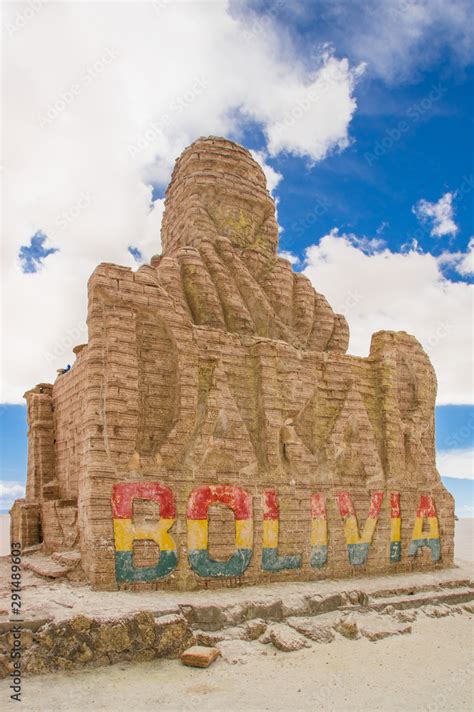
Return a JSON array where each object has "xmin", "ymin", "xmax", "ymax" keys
[
  {"xmin": 24, "ymin": 559, "xmax": 71, "ymax": 579},
  {"xmin": 369, "ymin": 587, "xmax": 474, "ymax": 612},
  {"xmin": 369, "ymin": 578, "xmax": 473, "ymax": 599},
  {"xmin": 51, "ymin": 551, "xmax": 81, "ymax": 567}
]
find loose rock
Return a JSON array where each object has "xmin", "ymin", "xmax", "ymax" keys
[
  {"xmin": 334, "ymin": 615, "xmax": 359, "ymax": 639},
  {"xmin": 287, "ymin": 617, "xmax": 335, "ymax": 644},
  {"xmin": 268, "ymin": 624, "xmax": 310, "ymax": 652},
  {"xmin": 181, "ymin": 645, "xmax": 220, "ymax": 668}
]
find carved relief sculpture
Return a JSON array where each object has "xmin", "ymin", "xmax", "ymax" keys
[{"xmin": 10, "ymin": 137, "xmax": 454, "ymax": 590}]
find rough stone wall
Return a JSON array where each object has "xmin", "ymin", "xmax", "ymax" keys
[
  {"xmin": 11, "ymin": 353, "xmax": 87, "ymax": 553},
  {"xmin": 11, "ymin": 136, "xmax": 454, "ymax": 590},
  {"xmin": 52, "ymin": 346, "xmax": 88, "ymax": 503}
]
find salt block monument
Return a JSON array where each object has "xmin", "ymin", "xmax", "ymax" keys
[{"xmin": 11, "ymin": 137, "xmax": 454, "ymax": 590}]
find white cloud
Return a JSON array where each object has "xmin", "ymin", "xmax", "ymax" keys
[
  {"xmin": 278, "ymin": 250, "xmax": 300, "ymax": 266},
  {"xmin": 303, "ymin": 229, "xmax": 473, "ymax": 405},
  {"xmin": 437, "ymin": 448, "xmax": 474, "ymax": 480},
  {"xmin": 1, "ymin": 1, "xmax": 362, "ymax": 403},
  {"xmin": 288, "ymin": 0, "xmax": 474, "ymax": 84},
  {"xmin": 413, "ymin": 192, "xmax": 458, "ymax": 237},
  {"xmin": 0, "ymin": 482, "xmax": 25, "ymax": 511},
  {"xmin": 249, "ymin": 150, "xmax": 283, "ymax": 196},
  {"xmin": 438, "ymin": 237, "xmax": 474, "ymax": 276}
]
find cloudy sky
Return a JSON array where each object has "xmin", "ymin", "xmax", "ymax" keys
[{"xmin": 1, "ymin": 0, "xmax": 473, "ymax": 512}]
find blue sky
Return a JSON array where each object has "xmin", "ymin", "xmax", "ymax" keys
[{"xmin": 1, "ymin": 1, "xmax": 473, "ymax": 513}]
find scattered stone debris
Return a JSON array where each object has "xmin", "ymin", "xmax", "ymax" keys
[
  {"xmin": 181, "ymin": 646, "xmax": 220, "ymax": 668},
  {"xmin": 195, "ymin": 626, "xmax": 245, "ymax": 646},
  {"xmin": 334, "ymin": 615, "xmax": 359, "ymax": 639},
  {"xmin": 263, "ymin": 624, "xmax": 310, "ymax": 652},
  {"xmin": 423, "ymin": 604, "xmax": 451, "ymax": 618},
  {"xmin": 242, "ymin": 619, "xmax": 267, "ymax": 640},
  {"xmin": 287, "ymin": 617, "xmax": 335, "ymax": 644},
  {"xmin": 382, "ymin": 605, "xmax": 418, "ymax": 623},
  {"xmin": 51, "ymin": 551, "xmax": 81, "ymax": 567}
]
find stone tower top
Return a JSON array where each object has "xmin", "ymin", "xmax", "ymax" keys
[{"xmin": 161, "ymin": 136, "xmax": 279, "ymax": 260}]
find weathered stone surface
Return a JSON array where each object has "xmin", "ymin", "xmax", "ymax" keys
[
  {"xmin": 181, "ymin": 645, "xmax": 220, "ymax": 668},
  {"xmin": 382, "ymin": 606, "xmax": 418, "ymax": 623},
  {"xmin": 371, "ymin": 588, "xmax": 474, "ymax": 612},
  {"xmin": 195, "ymin": 626, "xmax": 246, "ymax": 646},
  {"xmin": 24, "ymin": 556, "xmax": 71, "ymax": 579},
  {"xmin": 266, "ymin": 624, "xmax": 310, "ymax": 652},
  {"xmin": 287, "ymin": 617, "xmax": 335, "ymax": 643},
  {"xmin": 357, "ymin": 615, "xmax": 412, "ymax": 641},
  {"xmin": 423, "ymin": 604, "xmax": 451, "ymax": 618},
  {"xmin": 309, "ymin": 594, "xmax": 347, "ymax": 616},
  {"xmin": 241, "ymin": 618, "xmax": 267, "ymax": 640},
  {"xmin": 153, "ymin": 614, "xmax": 194, "ymax": 656},
  {"xmin": 334, "ymin": 615, "xmax": 359, "ymax": 639},
  {"xmin": 52, "ymin": 551, "xmax": 81, "ymax": 567},
  {"xmin": 216, "ymin": 639, "xmax": 266, "ymax": 664},
  {"xmin": 0, "ymin": 609, "xmax": 195, "ymax": 678},
  {"xmin": 94, "ymin": 621, "xmax": 131, "ymax": 653},
  {"xmin": 9, "ymin": 136, "xmax": 454, "ymax": 592}
]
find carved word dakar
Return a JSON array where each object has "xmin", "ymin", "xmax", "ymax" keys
[{"xmin": 112, "ymin": 483, "xmax": 441, "ymax": 583}]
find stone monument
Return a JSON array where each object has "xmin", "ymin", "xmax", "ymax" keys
[{"xmin": 10, "ymin": 137, "xmax": 454, "ymax": 590}]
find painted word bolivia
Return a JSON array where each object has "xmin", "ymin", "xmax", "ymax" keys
[{"xmin": 112, "ymin": 484, "xmax": 441, "ymax": 582}]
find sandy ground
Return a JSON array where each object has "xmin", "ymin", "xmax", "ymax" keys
[
  {"xmin": 1, "ymin": 615, "xmax": 472, "ymax": 712},
  {"xmin": 455, "ymin": 518, "xmax": 474, "ymax": 562},
  {"xmin": 0, "ymin": 518, "xmax": 472, "ymax": 711}
]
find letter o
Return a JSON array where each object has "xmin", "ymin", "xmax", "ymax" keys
[{"xmin": 187, "ymin": 485, "xmax": 253, "ymax": 577}]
